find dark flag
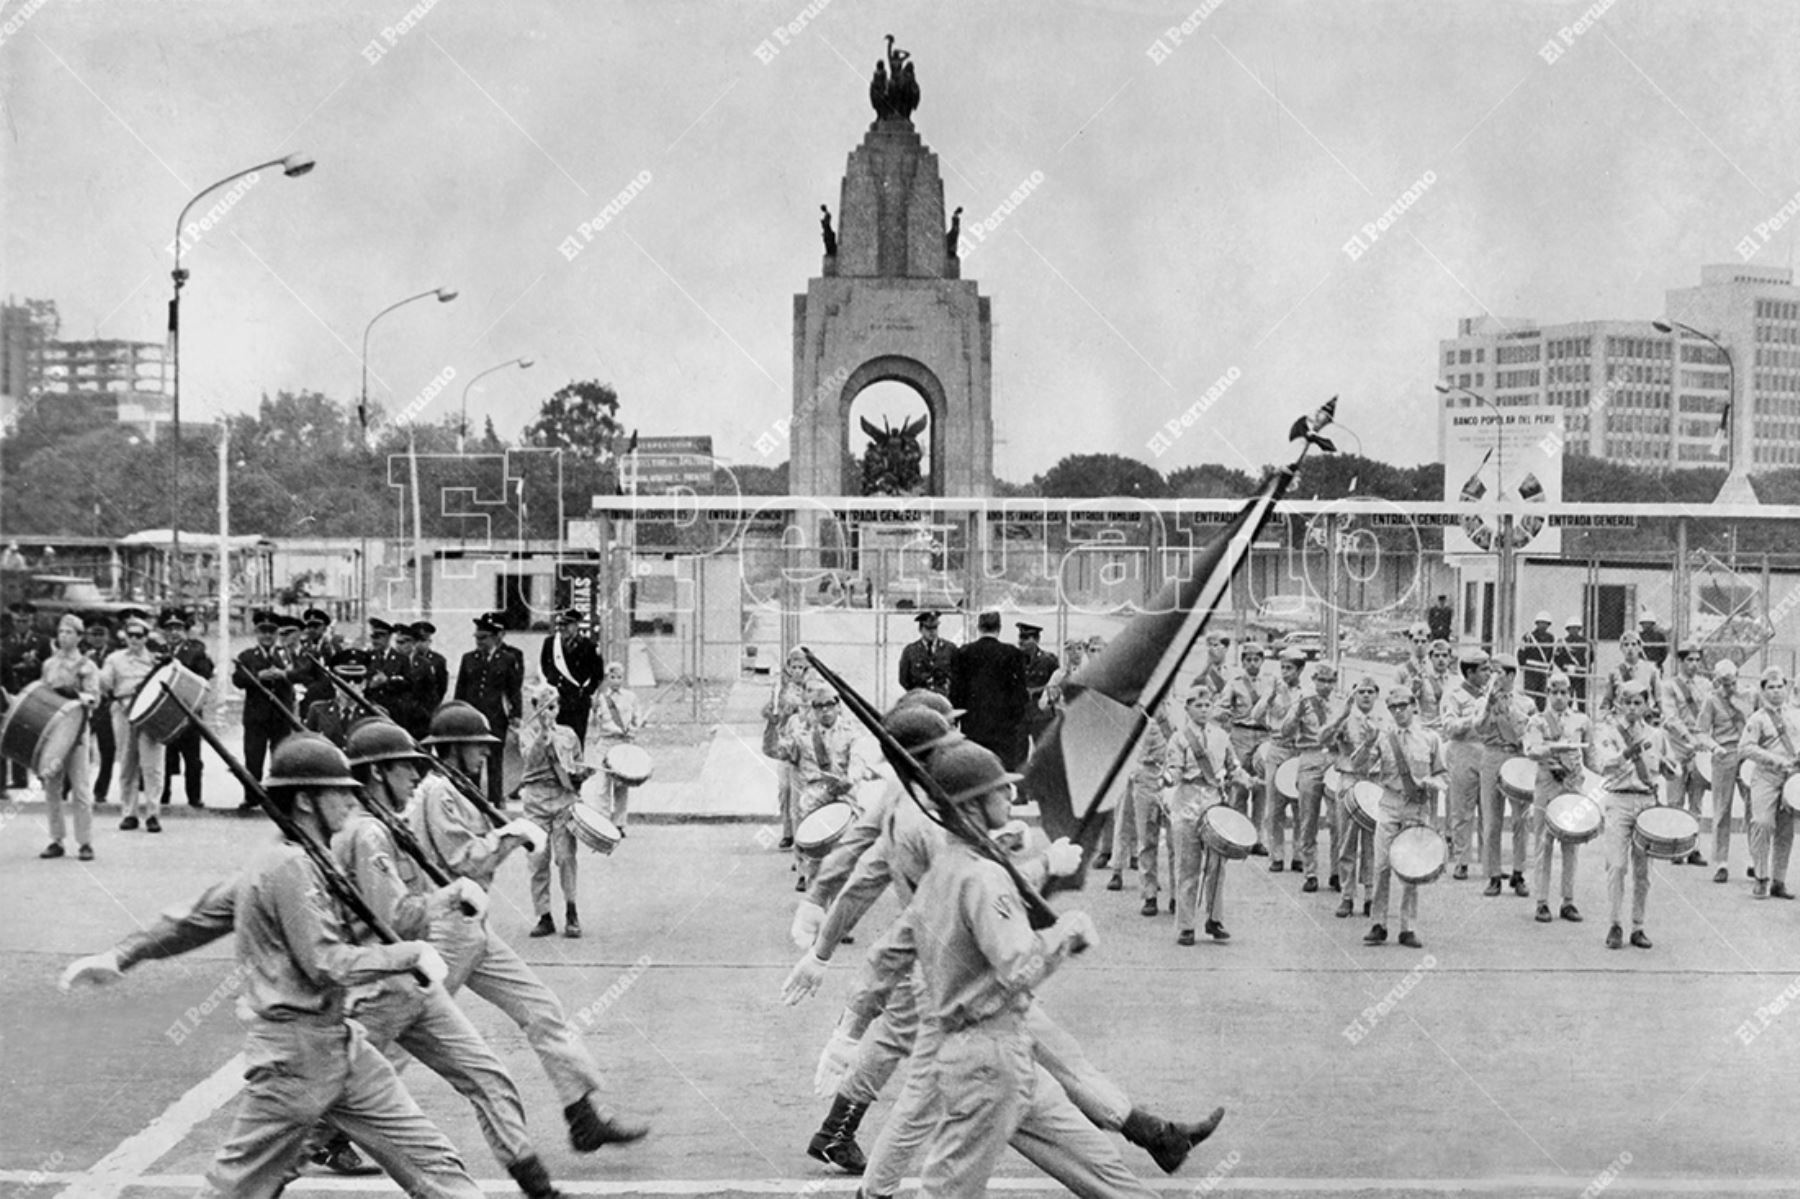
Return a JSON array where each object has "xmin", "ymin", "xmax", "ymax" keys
[{"xmin": 1024, "ymin": 433, "xmax": 1318, "ymax": 890}]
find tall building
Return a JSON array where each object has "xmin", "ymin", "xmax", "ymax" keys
[
  {"xmin": 1437, "ymin": 264, "xmax": 1796, "ymax": 497},
  {"xmin": 0, "ymin": 297, "xmax": 171, "ymax": 438}
]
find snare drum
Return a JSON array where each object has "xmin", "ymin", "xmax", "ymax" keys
[
  {"xmin": 1498, "ymin": 756, "xmax": 1537, "ymax": 804},
  {"xmin": 1323, "ymin": 766, "xmax": 1343, "ymax": 800},
  {"xmin": 1783, "ymin": 775, "xmax": 1800, "ymax": 815},
  {"xmin": 0, "ymin": 681, "xmax": 87, "ymax": 775},
  {"xmin": 1343, "ymin": 780, "xmax": 1383, "ymax": 833},
  {"xmin": 577, "ymin": 773, "xmax": 611, "ymax": 809},
  {"xmin": 603, "ymin": 743, "xmax": 654, "ymax": 788},
  {"xmin": 1199, "ymin": 804, "xmax": 1258, "ymax": 860},
  {"xmin": 127, "ymin": 661, "xmax": 206, "ymax": 745},
  {"xmin": 1389, "ymin": 825, "xmax": 1447, "ymax": 885},
  {"xmin": 1632, "ymin": 805, "xmax": 1700, "ymax": 860},
  {"xmin": 794, "ymin": 802, "xmax": 856, "ymax": 859},
  {"xmin": 569, "ymin": 803, "xmax": 622, "ymax": 855},
  {"xmin": 1274, "ymin": 757, "xmax": 1300, "ymax": 801},
  {"xmin": 1692, "ymin": 749, "xmax": 1713, "ymax": 791},
  {"xmin": 1544, "ymin": 792, "xmax": 1604, "ymax": 844}
]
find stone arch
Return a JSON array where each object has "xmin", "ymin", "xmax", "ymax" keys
[{"xmin": 839, "ymin": 355, "xmax": 947, "ymax": 496}]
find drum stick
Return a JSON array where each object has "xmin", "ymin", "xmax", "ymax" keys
[{"xmin": 155, "ymin": 684, "xmax": 435, "ymax": 988}]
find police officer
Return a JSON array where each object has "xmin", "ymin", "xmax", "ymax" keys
[
  {"xmin": 1554, "ymin": 616, "xmax": 1591, "ymax": 707},
  {"xmin": 454, "ymin": 613, "xmax": 525, "ymax": 810},
  {"xmin": 235, "ymin": 610, "xmax": 294, "ymax": 810},
  {"xmin": 415, "ymin": 702, "xmax": 650, "ymax": 1152},
  {"xmin": 1518, "ymin": 611, "xmax": 1557, "ymax": 710},
  {"xmin": 896, "ymin": 610, "xmax": 956, "ymax": 696},
  {"xmin": 1595, "ymin": 679, "xmax": 1666, "ymax": 948},
  {"xmin": 1357, "ymin": 687, "xmax": 1447, "ymax": 949},
  {"xmin": 1477, "ymin": 653, "xmax": 1535, "ymax": 898},
  {"xmin": 1740, "ymin": 667, "xmax": 1800, "ymax": 901},
  {"xmin": 81, "ymin": 618, "xmax": 117, "ymax": 805},
  {"xmin": 305, "ymin": 655, "xmax": 375, "ymax": 747},
  {"xmin": 1696, "ymin": 659, "xmax": 1754, "ymax": 882},
  {"xmin": 541, "ymin": 608, "xmax": 603, "ymax": 748},
  {"xmin": 1018, "ymin": 622, "xmax": 1059, "ymax": 750},
  {"xmin": 1659, "ymin": 643, "xmax": 1711, "ymax": 864},
  {"xmin": 288, "ymin": 607, "xmax": 344, "ymax": 712},
  {"xmin": 1523, "ymin": 671, "xmax": 1590, "ymax": 923},
  {"xmin": 365, "ymin": 618, "xmax": 411, "ymax": 717},
  {"xmin": 412, "ymin": 621, "xmax": 451, "ymax": 715},
  {"xmin": 1438, "ymin": 647, "xmax": 1491, "ymax": 880},
  {"xmin": 158, "ymin": 607, "xmax": 214, "ymax": 809}
]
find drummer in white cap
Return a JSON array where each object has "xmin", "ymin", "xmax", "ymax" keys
[
  {"xmin": 585, "ymin": 661, "xmax": 644, "ymax": 830},
  {"xmin": 1658, "ymin": 643, "xmax": 1712, "ymax": 864},
  {"xmin": 1477, "ymin": 653, "xmax": 1536, "ymax": 899},
  {"xmin": 518, "ymin": 682, "xmax": 594, "ymax": 938},
  {"xmin": 1254, "ymin": 647, "xmax": 1307, "ymax": 873},
  {"xmin": 1437, "ymin": 647, "xmax": 1492, "ymax": 881},
  {"xmin": 36, "ymin": 613, "xmax": 102, "ymax": 861},
  {"xmin": 97, "ymin": 612, "xmax": 165, "ymax": 832},
  {"xmin": 1695, "ymin": 658, "xmax": 1755, "ymax": 883},
  {"xmin": 1738, "ymin": 666, "xmax": 1800, "ymax": 901},
  {"xmin": 1330, "ymin": 677, "xmax": 1383, "ymax": 919},
  {"xmin": 1162, "ymin": 680, "xmax": 1253, "ymax": 944},
  {"xmin": 1593, "ymin": 678, "xmax": 1666, "ymax": 948},
  {"xmin": 1355, "ymin": 684, "xmax": 1446, "ymax": 948},
  {"xmin": 779, "ymin": 683, "xmax": 874, "ymax": 890},
  {"xmin": 1523, "ymin": 671, "xmax": 1591, "ymax": 923}
]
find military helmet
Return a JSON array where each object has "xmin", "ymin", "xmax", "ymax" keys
[
  {"xmin": 883, "ymin": 706, "xmax": 960, "ymax": 755},
  {"xmin": 265, "ymin": 735, "xmax": 359, "ymax": 788},
  {"xmin": 345, "ymin": 719, "xmax": 430, "ymax": 768},
  {"xmin": 928, "ymin": 740, "xmax": 1023, "ymax": 807},
  {"xmin": 421, "ymin": 702, "xmax": 499, "ymax": 745}
]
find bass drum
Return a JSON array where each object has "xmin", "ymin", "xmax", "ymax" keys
[{"xmin": 0, "ymin": 682, "xmax": 86, "ymax": 775}]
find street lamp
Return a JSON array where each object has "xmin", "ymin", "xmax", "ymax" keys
[
  {"xmin": 167, "ymin": 151, "xmax": 314, "ymax": 603},
  {"xmin": 458, "ymin": 356, "xmax": 534, "ymax": 453},
  {"xmin": 1437, "ymin": 381, "xmax": 1514, "ymax": 651},
  {"xmin": 1652, "ymin": 319, "xmax": 1738, "ymax": 484},
  {"xmin": 359, "ymin": 287, "xmax": 458, "ymax": 437}
]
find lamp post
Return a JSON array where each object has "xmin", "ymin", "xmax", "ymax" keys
[
  {"xmin": 1437, "ymin": 382, "xmax": 1514, "ymax": 651},
  {"xmin": 458, "ymin": 356, "xmax": 534, "ymax": 453},
  {"xmin": 1652, "ymin": 319, "xmax": 1740, "ymax": 492},
  {"xmin": 168, "ymin": 152, "xmax": 314, "ymax": 604},
  {"xmin": 359, "ymin": 287, "xmax": 458, "ymax": 437}
]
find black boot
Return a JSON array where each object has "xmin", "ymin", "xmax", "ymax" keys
[
  {"xmin": 564, "ymin": 903, "xmax": 582, "ymax": 939},
  {"xmin": 1121, "ymin": 1105, "xmax": 1224, "ymax": 1175},
  {"xmin": 565, "ymin": 1094, "xmax": 649, "ymax": 1151},
  {"xmin": 309, "ymin": 1129, "xmax": 381, "ymax": 1176},
  {"xmin": 507, "ymin": 1154, "xmax": 564, "ymax": 1199},
  {"xmin": 805, "ymin": 1094, "xmax": 870, "ymax": 1173}
]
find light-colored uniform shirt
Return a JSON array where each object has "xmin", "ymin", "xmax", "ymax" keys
[
  {"xmin": 1334, "ymin": 706, "xmax": 1387, "ymax": 773},
  {"xmin": 411, "ymin": 772, "xmax": 508, "ymax": 890},
  {"xmin": 1659, "ymin": 671, "xmax": 1711, "ymax": 759},
  {"xmin": 815, "ymin": 783, "xmax": 948, "ymax": 959},
  {"xmin": 590, "ymin": 687, "xmax": 642, "ymax": 741},
  {"xmin": 1255, "ymin": 677, "xmax": 1300, "ymax": 748},
  {"xmin": 1350, "ymin": 724, "xmax": 1447, "ymax": 803},
  {"xmin": 1739, "ymin": 705, "xmax": 1800, "ymax": 782},
  {"xmin": 1161, "ymin": 718, "xmax": 1242, "ymax": 808},
  {"xmin": 1220, "ymin": 670, "xmax": 1271, "ymax": 728},
  {"xmin": 331, "ymin": 809, "xmax": 432, "ymax": 942},
  {"xmin": 40, "ymin": 646, "xmax": 100, "ymax": 702},
  {"xmin": 1438, "ymin": 681, "xmax": 1488, "ymax": 744},
  {"xmin": 1603, "ymin": 659, "xmax": 1662, "ymax": 717},
  {"xmin": 98, "ymin": 645, "xmax": 158, "ymax": 707},
  {"xmin": 1279, "ymin": 692, "xmax": 1343, "ymax": 753},
  {"xmin": 1478, "ymin": 690, "xmax": 1535, "ymax": 752},
  {"xmin": 1523, "ymin": 707, "xmax": 1591, "ymax": 782},
  {"xmin": 1592, "ymin": 719, "xmax": 1665, "ymax": 793},
  {"xmin": 1695, "ymin": 689, "xmax": 1753, "ymax": 751}
]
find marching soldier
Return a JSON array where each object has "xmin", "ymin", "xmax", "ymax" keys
[
  {"xmin": 896, "ymin": 610, "xmax": 956, "ymax": 696},
  {"xmin": 1438, "ymin": 647, "xmax": 1492, "ymax": 881},
  {"xmin": 37, "ymin": 614, "xmax": 100, "ymax": 861},
  {"xmin": 453, "ymin": 613, "xmax": 525, "ymax": 811},
  {"xmin": 1696, "ymin": 659, "xmax": 1754, "ymax": 883},
  {"xmin": 1220, "ymin": 640, "xmax": 1273, "ymax": 855},
  {"xmin": 1523, "ymin": 671, "xmax": 1590, "ymax": 923},
  {"xmin": 158, "ymin": 607, "xmax": 214, "ymax": 809},
  {"xmin": 1739, "ymin": 666, "xmax": 1800, "ymax": 901},
  {"xmin": 235, "ymin": 610, "xmax": 295, "ymax": 810},
  {"xmin": 1659, "ymin": 643, "xmax": 1711, "ymax": 864},
  {"xmin": 1357, "ymin": 687, "xmax": 1447, "ymax": 949},
  {"xmin": 1018, "ymin": 622, "xmax": 1059, "ymax": 751},
  {"xmin": 1164, "ymin": 681, "xmax": 1252, "ymax": 943},
  {"xmin": 97, "ymin": 612, "xmax": 165, "ymax": 832},
  {"xmin": 414, "ymin": 702, "xmax": 650, "ymax": 1152},
  {"xmin": 541, "ymin": 608, "xmax": 604, "ymax": 749},
  {"xmin": 1595, "ymin": 679, "xmax": 1666, "ymax": 948},
  {"xmin": 1477, "ymin": 653, "xmax": 1535, "ymax": 898}
]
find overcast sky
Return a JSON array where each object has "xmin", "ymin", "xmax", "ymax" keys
[{"xmin": 6, "ymin": 0, "xmax": 1799, "ymax": 481}]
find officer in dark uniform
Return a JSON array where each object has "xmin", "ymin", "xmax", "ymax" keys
[
  {"xmin": 1018, "ymin": 622, "xmax": 1059, "ymax": 750},
  {"xmin": 286, "ymin": 608, "xmax": 342, "ymax": 711},
  {"xmin": 453, "ymin": 613, "xmax": 525, "ymax": 810},
  {"xmin": 1517, "ymin": 610, "xmax": 1557, "ymax": 711},
  {"xmin": 383, "ymin": 623, "xmax": 432, "ymax": 740},
  {"xmin": 540, "ymin": 608, "xmax": 603, "ymax": 748},
  {"xmin": 1554, "ymin": 616, "xmax": 1591, "ymax": 708},
  {"xmin": 234, "ymin": 610, "xmax": 297, "ymax": 811},
  {"xmin": 81, "ymin": 618, "xmax": 118, "ymax": 803},
  {"xmin": 364, "ymin": 618, "xmax": 411, "ymax": 716},
  {"xmin": 303, "ymin": 655, "xmax": 376, "ymax": 748},
  {"xmin": 950, "ymin": 610, "xmax": 1030, "ymax": 769},
  {"xmin": 157, "ymin": 607, "xmax": 214, "ymax": 809},
  {"xmin": 1638, "ymin": 608, "xmax": 1671, "ymax": 672},
  {"xmin": 897, "ymin": 611, "xmax": 956, "ymax": 696}
]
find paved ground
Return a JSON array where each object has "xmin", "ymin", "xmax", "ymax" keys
[{"xmin": 3, "ymin": 772, "xmax": 1798, "ymax": 1197}]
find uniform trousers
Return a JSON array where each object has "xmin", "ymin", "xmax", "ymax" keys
[
  {"xmin": 1334, "ymin": 782, "xmax": 1375, "ymax": 899},
  {"xmin": 242, "ymin": 719, "xmax": 289, "ymax": 799},
  {"xmin": 1228, "ymin": 726, "xmax": 1268, "ymax": 838},
  {"xmin": 1370, "ymin": 792, "xmax": 1430, "ymax": 932},
  {"xmin": 1711, "ymin": 748, "xmax": 1745, "ymax": 866},
  {"xmin": 1480, "ymin": 744, "xmax": 1530, "ymax": 879},
  {"xmin": 1664, "ymin": 754, "xmax": 1708, "ymax": 821},
  {"xmin": 777, "ymin": 762, "xmax": 798, "ymax": 841},
  {"xmin": 42, "ymin": 727, "xmax": 94, "ymax": 846},
  {"xmin": 1294, "ymin": 748, "xmax": 1335, "ymax": 878},
  {"xmin": 1108, "ymin": 781, "xmax": 1139, "ymax": 871},
  {"xmin": 1529, "ymin": 770, "xmax": 1581, "ymax": 903},
  {"xmin": 1133, "ymin": 775, "xmax": 1172, "ymax": 902},
  {"xmin": 522, "ymin": 788, "xmax": 579, "ymax": 917},
  {"xmin": 1170, "ymin": 794, "xmax": 1227, "ymax": 931},
  {"xmin": 161, "ymin": 726, "xmax": 203, "ymax": 805},
  {"xmin": 841, "ymin": 969, "xmax": 921, "ymax": 1107},
  {"xmin": 588, "ymin": 734, "xmax": 632, "ymax": 827},
  {"xmin": 349, "ymin": 980, "xmax": 535, "ymax": 1168},
  {"xmin": 89, "ymin": 705, "xmax": 114, "ymax": 802},
  {"xmin": 200, "ymin": 1019, "xmax": 481, "ymax": 1199},
  {"xmin": 1261, "ymin": 743, "xmax": 1296, "ymax": 859},
  {"xmin": 1443, "ymin": 739, "xmax": 1482, "ymax": 869},
  {"xmin": 1748, "ymin": 768, "xmax": 1796, "ymax": 886},
  {"xmin": 1601, "ymin": 789, "xmax": 1655, "ymax": 929},
  {"xmin": 111, "ymin": 707, "xmax": 165, "ymax": 818},
  {"xmin": 434, "ymin": 914, "xmax": 604, "ymax": 1107}
]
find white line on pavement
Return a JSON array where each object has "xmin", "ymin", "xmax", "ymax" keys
[{"xmin": 46, "ymin": 1053, "xmax": 245, "ymax": 1199}]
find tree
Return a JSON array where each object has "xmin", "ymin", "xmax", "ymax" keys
[
  {"xmin": 523, "ymin": 380, "xmax": 623, "ymax": 457},
  {"xmin": 1167, "ymin": 462, "xmax": 1257, "ymax": 498},
  {"xmin": 1034, "ymin": 453, "xmax": 1168, "ymax": 498}
]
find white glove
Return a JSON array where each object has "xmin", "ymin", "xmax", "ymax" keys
[
  {"xmin": 790, "ymin": 900, "xmax": 825, "ymax": 950},
  {"xmin": 813, "ymin": 1028, "xmax": 860, "ymax": 1097},
  {"xmin": 1043, "ymin": 836, "xmax": 1083, "ymax": 878},
  {"xmin": 781, "ymin": 951, "xmax": 829, "ymax": 1007},
  {"xmin": 440, "ymin": 877, "xmax": 488, "ymax": 920},
  {"xmin": 993, "ymin": 819, "xmax": 1030, "ymax": 853},
  {"xmin": 498, "ymin": 818, "xmax": 547, "ymax": 855},
  {"xmin": 411, "ymin": 941, "xmax": 449, "ymax": 985},
  {"xmin": 60, "ymin": 950, "xmax": 123, "ymax": 993},
  {"xmin": 1053, "ymin": 910, "xmax": 1098, "ymax": 955}
]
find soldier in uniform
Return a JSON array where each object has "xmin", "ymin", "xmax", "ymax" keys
[
  {"xmin": 1438, "ymin": 647, "xmax": 1492, "ymax": 880},
  {"xmin": 1477, "ymin": 653, "xmax": 1536, "ymax": 898},
  {"xmin": 287, "ymin": 607, "xmax": 344, "ymax": 713},
  {"xmin": 1164, "ymin": 681, "xmax": 1253, "ymax": 943},
  {"xmin": 1017, "ymin": 622, "xmax": 1059, "ymax": 751},
  {"xmin": 1602, "ymin": 631, "xmax": 1662, "ymax": 718},
  {"xmin": 896, "ymin": 610, "xmax": 956, "ymax": 696},
  {"xmin": 1517, "ymin": 611, "xmax": 1558, "ymax": 711},
  {"xmin": 1357, "ymin": 687, "xmax": 1447, "ymax": 949},
  {"xmin": 1740, "ymin": 666, "xmax": 1800, "ymax": 901},
  {"xmin": 157, "ymin": 607, "xmax": 214, "ymax": 809},
  {"xmin": 98, "ymin": 613, "xmax": 165, "ymax": 832},
  {"xmin": 364, "ymin": 618, "xmax": 411, "ymax": 720},
  {"xmin": 415, "ymin": 702, "xmax": 651, "ymax": 1152},
  {"xmin": 1696, "ymin": 659, "xmax": 1754, "ymax": 883},
  {"xmin": 1554, "ymin": 616, "xmax": 1591, "ymax": 708},
  {"xmin": 1659, "ymin": 643, "xmax": 1711, "ymax": 863},
  {"xmin": 235, "ymin": 610, "xmax": 295, "ymax": 810},
  {"xmin": 1257, "ymin": 647, "xmax": 1307, "ymax": 871},
  {"xmin": 1637, "ymin": 608, "xmax": 1670, "ymax": 671},
  {"xmin": 1279, "ymin": 658, "xmax": 1345, "ymax": 893},
  {"xmin": 1523, "ymin": 671, "xmax": 1591, "ymax": 923},
  {"xmin": 1331, "ymin": 678, "xmax": 1385, "ymax": 918},
  {"xmin": 305, "ymin": 656, "xmax": 376, "ymax": 747},
  {"xmin": 385, "ymin": 623, "xmax": 433, "ymax": 741},
  {"xmin": 412, "ymin": 620, "xmax": 450, "ymax": 715},
  {"xmin": 68, "ymin": 734, "xmax": 482, "ymax": 1198},
  {"xmin": 1426, "ymin": 593, "xmax": 1455, "ymax": 644},
  {"xmin": 453, "ymin": 613, "xmax": 525, "ymax": 811},
  {"xmin": 1220, "ymin": 640, "xmax": 1272, "ymax": 855},
  {"xmin": 37, "ymin": 614, "xmax": 101, "ymax": 861},
  {"xmin": 1595, "ymin": 679, "xmax": 1667, "ymax": 948},
  {"xmin": 541, "ymin": 608, "xmax": 603, "ymax": 749}
]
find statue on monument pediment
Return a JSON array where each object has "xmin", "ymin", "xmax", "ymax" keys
[
  {"xmin": 946, "ymin": 206, "xmax": 962, "ymax": 258},
  {"xmin": 859, "ymin": 414, "xmax": 927, "ymax": 496},
  {"xmin": 870, "ymin": 35, "xmax": 919, "ymax": 121},
  {"xmin": 820, "ymin": 205, "xmax": 837, "ymax": 257}
]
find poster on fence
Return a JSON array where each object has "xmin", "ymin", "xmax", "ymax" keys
[{"xmin": 1443, "ymin": 405, "xmax": 1564, "ymax": 558}]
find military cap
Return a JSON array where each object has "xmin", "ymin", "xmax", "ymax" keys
[
  {"xmin": 473, "ymin": 613, "xmax": 504, "ymax": 633},
  {"xmin": 1616, "ymin": 678, "xmax": 1652, "ymax": 699},
  {"xmin": 1674, "ymin": 643, "xmax": 1703, "ymax": 660},
  {"xmin": 1458, "ymin": 647, "xmax": 1490, "ymax": 668},
  {"xmin": 554, "ymin": 608, "xmax": 584, "ymax": 627},
  {"xmin": 302, "ymin": 607, "xmax": 331, "ymax": 627},
  {"xmin": 1015, "ymin": 622, "xmax": 1043, "ymax": 636},
  {"xmin": 1490, "ymin": 652, "xmax": 1519, "ymax": 671},
  {"xmin": 369, "ymin": 618, "xmax": 392, "ymax": 635},
  {"xmin": 159, "ymin": 606, "xmax": 190, "ymax": 629},
  {"xmin": 1279, "ymin": 647, "xmax": 1309, "ymax": 664},
  {"xmin": 252, "ymin": 609, "xmax": 278, "ymax": 631},
  {"xmin": 411, "ymin": 620, "xmax": 436, "ymax": 637},
  {"xmin": 1713, "ymin": 659, "xmax": 1738, "ymax": 680},
  {"xmin": 914, "ymin": 611, "xmax": 940, "ymax": 626}
]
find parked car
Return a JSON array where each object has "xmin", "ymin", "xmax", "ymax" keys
[{"xmin": 3, "ymin": 574, "xmax": 142, "ymax": 627}]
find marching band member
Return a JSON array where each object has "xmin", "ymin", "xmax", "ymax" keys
[
  {"xmin": 1438, "ymin": 647, "xmax": 1492, "ymax": 881},
  {"xmin": 1414, "ymin": 638, "xmax": 1454, "ymax": 729},
  {"xmin": 1163, "ymin": 681, "xmax": 1252, "ymax": 943},
  {"xmin": 585, "ymin": 661, "xmax": 644, "ymax": 831},
  {"xmin": 1280, "ymin": 658, "xmax": 1344, "ymax": 894},
  {"xmin": 97, "ymin": 613, "xmax": 165, "ymax": 833},
  {"xmin": 37, "ymin": 613, "xmax": 100, "ymax": 861},
  {"xmin": 1357, "ymin": 687, "xmax": 1447, "ymax": 949},
  {"xmin": 1395, "ymin": 624, "xmax": 1432, "ymax": 699},
  {"xmin": 779, "ymin": 683, "xmax": 874, "ymax": 891},
  {"xmin": 1257, "ymin": 647, "xmax": 1307, "ymax": 873},
  {"xmin": 1221, "ymin": 641, "xmax": 1273, "ymax": 856},
  {"xmin": 519, "ymin": 682, "xmax": 594, "ymax": 938},
  {"xmin": 765, "ymin": 647, "xmax": 815, "ymax": 850},
  {"xmin": 1594, "ymin": 679, "xmax": 1666, "ymax": 948},
  {"xmin": 1602, "ymin": 631, "xmax": 1661, "ymax": 719},
  {"xmin": 1739, "ymin": 666, "xmax": 1800, "ymax": 901},
  {"xmin": 1132, "ymin": 698, "xmax": 1175, "ymax": 916},
  {"xmin": 1696, "ymin": 658, "xmax": 1754, "ymax": 883},
  {"xmin": 1523, "ymin": 672, "xmax": 1590, "ymax": 923},
  {"xmin": 1658, "ymin": 644, "xmax": 1711, "ymax": 864},
  {"xmin": 1331, "ymin": 677, "xmax": 1384, "ymax": 918},
  {"xmin": 1478, "ymin": 653, "xmax": 1536, "ymax": 898}
]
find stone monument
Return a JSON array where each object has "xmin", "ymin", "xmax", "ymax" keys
[{"xmin": 791, "ymin": 38, "xmax": 994, "ymax": 498}]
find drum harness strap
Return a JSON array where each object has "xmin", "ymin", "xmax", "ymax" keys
[
  {"xmin": 602, "ymin": 692, "xmax": 629, "ymax": 741},
  {"xmin": 1389, "ymin": 729, "xmax": 1422, "ymax": 805},
  {"xmin": 1182, "ymin": 724, "xmax": 1220, "ymax": 791},
  {"xmin": 1769, "ymin": 710, "xmax": 1799, "ymax": 779}
]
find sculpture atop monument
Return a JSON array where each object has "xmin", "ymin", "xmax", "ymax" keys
[
  {"xmin": 870, "ymin": 34, "xmax": 919, "ymax": 121},
  {"xmin": 819, "ymin": 204, "xmax": 837, "ymax": 257},
  {"xmin": 859, "ymin": 415, "xmax": 927, "ymax": 496}
]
